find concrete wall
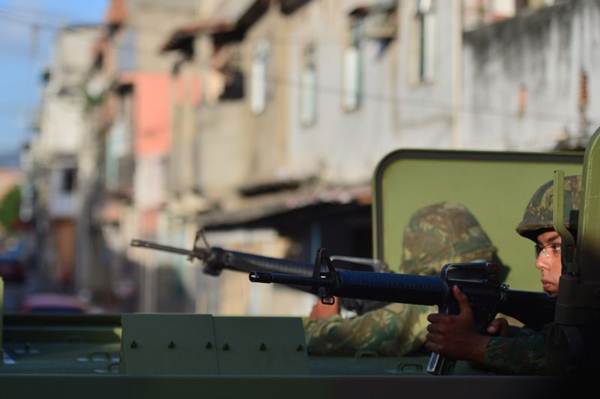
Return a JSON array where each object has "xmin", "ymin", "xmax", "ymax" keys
[
  {"xmin": 50, "ymin": 26, "xmax": 100, "ymax": 93},
  {"xmin": 38, "ymin": 99, "xmax": 87, "ymax": 158},
  {"xmin": 462, "ymin": 1, "xmax": 600, "ymax": 150},
  {"xmin": 197, "ymin": 101, "xmax": 255, "ymax": 196},
  {"xmin": 120, "ymin": 0, "xmax": 201, "ymax": 72},
  {"xmin": 134, "ymin": 155, "xmax": 167, "ymax": 210},
  {"xmin": 241, "ymin": 6, "xmax": 293, "ymax": 185},
  {"xmin": 395, "ymin": 0, "xmax": 462, "ymax": 148},
  {"xmin": 168, "ymin": 63, "xmax": 202, "ymax": 195},
  {"xmin": 38, "ymin": 27, "xmax": 99, "ymax": 160},
  {"xmin": 128, "ymin": 73, "xmax": 172, "ymax": 157},
  {"xmin": 31, "ymin": 26, "xmax": 101, "ymax": 292},
  {"xmin": 283, "ymin": 0, "xmax": 461, "ymax": 184},
  {"xmin": 186, "ymin": 0, "xmax": 462, "ymax": 192}
]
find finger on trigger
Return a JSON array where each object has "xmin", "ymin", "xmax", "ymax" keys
[
  {"xmin": 452, "ymin": 285, "xmax": 472, "ymax": 315},
  {"xmin": 427, "ymin": 313, "xmax": 443, "ymax": 323}
]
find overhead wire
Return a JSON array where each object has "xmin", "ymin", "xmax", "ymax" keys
[
  {"xmin": 0, "ymin": 6, "xmax": 593, "ymax": 128},
  {"xmin": 230, "ymin": 63, "xmax": 593, "ymax": 127},
  {"xmin": 0, "ymin": 9, "xmax": 66, "ymax": 30}
]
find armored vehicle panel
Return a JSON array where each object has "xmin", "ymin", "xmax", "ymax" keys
[
  {"xmin": 0, "ymin": 314, "xmax": 563, "ymax": 399},
  {"xmin": 3, "ymin": 140, "xmax": 599, "ymax": 398}
]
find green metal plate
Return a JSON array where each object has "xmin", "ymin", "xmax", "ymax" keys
[
  {"xmin": 0, "ymin": 278, "xmax": 3, "ymax": 363},
  {"xmin": 579, "ymin": 128, "xmax": 600, "ymax": 282},
  {"xmin": 373, "ymin": 150, "xmax": 582, "ymax": 290},
  {"xmin": 121, "ymin": 314, "xmax": 218, "ymax": 375},
  {"xmin": 212, "ymin": 316, "xmax": 309, "ymax": 375},
  {"xmin": 0, "ymin": 374, "xmax": 564, "ymax": 399},
  {"xmin": 1, "ymin": 315, "xmax": 121, "ymax": 374}
]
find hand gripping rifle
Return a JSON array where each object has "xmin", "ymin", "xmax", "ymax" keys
[
  {"xmin": 130, "ymin": 231, "xmax": 389, "ymax": 314},
  {"xmin": 249, "ymin": 248, "xmax": 556, "ymax": 375}
]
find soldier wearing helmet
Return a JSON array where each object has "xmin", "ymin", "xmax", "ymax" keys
[
  {"xmin": 516, "ymin": 175, "xmax": 581, "ymax": 296},
  {"xmin": 425, "ymin": 176, "xmax": 581, "ymax": 374},
  {"xmin": 303, "ymin": 201, "xmax": 498, "ymax": 357}
]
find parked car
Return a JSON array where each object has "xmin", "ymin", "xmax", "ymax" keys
[
  {"xmin": 0, "ymin": 239, "xmax": 26, "ymax": 283},
  {"xmin": 21, "ymin": 293, "xmax": 88, "ymax": 314}
]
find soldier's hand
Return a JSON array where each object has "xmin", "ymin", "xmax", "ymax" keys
[
  {"xmin": 308, "ymin": 297, "xmax": 340, "ymax": 320},
  {"xmin": 486, "ymin": 317, "xmax": 509, "ymax": 336},
  {"xmin": 425, "ymin": 285, "xmax": 490, "ymax": 363}
]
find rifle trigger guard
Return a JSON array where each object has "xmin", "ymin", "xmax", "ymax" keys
[
  {"xmin": 318, "ymin": 287, "xmax": 335, "ymax": 305},
  {"xmin": 320, "ymin": 296, "xmax": 336, "ymax": 306}
]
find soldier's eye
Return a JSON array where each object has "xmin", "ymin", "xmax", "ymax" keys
[{"xmin": 534, "ymin": 243, "xmax": 562, "ymax": 257}]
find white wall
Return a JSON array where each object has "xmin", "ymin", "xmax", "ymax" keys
[
  {"xmin": 284, "ymin": 0, "xmax": 461, "ymax": 184},
  {"xmin": 134, "ymin": 155, "xmax": 167, "ymax": 209},
  {"xmin": 38, "ymin": 98, "xmax": 86, "ymax": 157},
  {"xmin": 462, "ymin": 1, "xmax": 600, "ymax": 150}
]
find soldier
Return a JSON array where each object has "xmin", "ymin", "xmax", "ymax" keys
[
  {"xmin": 303, "ymin": 201, "xmax": 499, "ymax": 357},
  {"xmin": 425, "ymin": 175, "xmax": 581, "ymax": 374}
]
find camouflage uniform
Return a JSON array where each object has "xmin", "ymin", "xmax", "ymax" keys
[
  {"xmin": 481, "ymin": 175, "xmax": 581, "ymax": 374},
  {"xmin": 304, "ymin": 202, "xmax": 497, "ymax": 356}
]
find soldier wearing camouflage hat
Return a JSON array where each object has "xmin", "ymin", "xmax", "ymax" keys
[
  {"xmin": 426, "ymin": 175, "xmax": 581, "ymax": 374},
  {"xmin": 303, "ymin": 202, "xmax": 498, "ymax": 357},
  {"xmin": 515, "ymin": 175, "xmax": 580, "ymax": 296}
]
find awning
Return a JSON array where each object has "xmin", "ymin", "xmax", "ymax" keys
[
  {"xmin": 197, "ymin": 181, "xmax": 371, "ymax": 229},
  {"xmin": 160, "ymin": 21, "xmax": 233, "ymax": 53},
  {"xmin": 166, "ymin": 193, "xmax": 213, "ymax": 216},
  {"xmin": 161, "ymin": 0, "xmax": 270, "ymax": 53}
]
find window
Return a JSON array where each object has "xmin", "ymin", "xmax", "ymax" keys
[
  {"xmin": 343, "ymin": 22, "xmax": 363, "ymax": 112},
  {"xmin": 219, "ymin": 66, "xmax": 245, "ymax": 100},
  {"xmin": 300, "ymin": 43, "xmax": 317, "ymax": 126},
  {"xmin": 250, "ymin": 39, "xmax": 271, "ymax": 114},
  {"xmin": 61, "ymin": 168, "xmax": 77, "ymax": 193},
  {"xmin": 219, "ymin": 48, "xmax": 245, "ymax": 101},
  {"xmin": 518, "ymin": 84, "xmax": 527, "ymax": 118},
  {"xmin": 117, "ymin": 29, "xmax": 137, "ymax": 72},
  {"xmin": 414, "ymin": 0, "xmax": 436, "ymax": 84}
]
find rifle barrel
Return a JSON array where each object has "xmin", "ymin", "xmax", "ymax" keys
[
  {"xmin": 251, "ymin": 268, "xmax": 556, "ymax": 328},
  {"xmin": 334, "ymin": 270, "xmax": 448, "ymax": 306},
  {"xmin": 252, "ymin": 270, "xmax": 448, "ymax": 306},
  {"xmin": 131, "ymin": 239, "xmax": 209, "ymax": 258}
]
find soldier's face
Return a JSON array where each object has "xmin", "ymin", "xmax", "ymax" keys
[{"xmin": 534, "ymin": 231, "xmax": 562, "ymax": 296}]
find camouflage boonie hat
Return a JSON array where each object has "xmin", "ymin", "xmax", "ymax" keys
[
  {"xmin": 516, "ymin": 175, "xmax": 581, "ymax": 242},
  {"xmin": 401, "ymin": 202, "xmax": 496, "ymax": 275}
]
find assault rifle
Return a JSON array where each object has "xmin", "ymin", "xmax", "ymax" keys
[
  {"xmin": 249, "ymin": 248, "xmax": 556, "ymax": 375},
  {"xmin": 130, "ymin": 232, "xmax": 388, "ymax": 314}
]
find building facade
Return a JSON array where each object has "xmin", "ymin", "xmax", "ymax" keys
[{"xmin": 27, "ymin": 0, "xmax": 592, "ymax": 315}]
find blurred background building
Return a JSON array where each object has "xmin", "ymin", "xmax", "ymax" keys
[{"xmin": 4, "ymin": 0, "xmax": 598, "ymax": 315}]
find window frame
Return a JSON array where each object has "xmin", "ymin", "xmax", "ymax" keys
[{"xmin": 299, "ymin": 43, "xmax": 318, "ymax": 127}]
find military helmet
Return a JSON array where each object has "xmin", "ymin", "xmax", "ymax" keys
[
  {"xmin": 401, "ymin": 202, "xmax": 496, "ymax": 275},
  {"xmin": 515, "ymin": 175, "xmax": 581, "ymax": 242}
]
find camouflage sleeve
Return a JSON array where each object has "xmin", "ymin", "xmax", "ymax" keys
[
  {"xmin": 302, "ymin": 303, "xmax": 433, "ymax": 357},
  {"xmin": 481, "ymin": 327, "xmax": 548, "ymax": 374}
]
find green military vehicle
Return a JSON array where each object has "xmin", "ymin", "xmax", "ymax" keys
[{"xmin": 1, "ymin": 128, "xmax": 599, "ymax": 397}]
